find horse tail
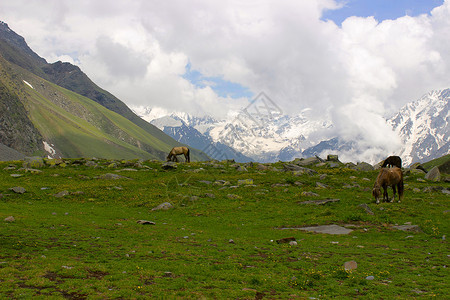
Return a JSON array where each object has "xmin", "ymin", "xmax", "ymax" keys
[
  {"xmin": 398, "ymin": 177, "xmax": 404, "ymax": 201},
  {"xmin": 187, "ymin": 148, "xmax": 190, "ymax": 163}
]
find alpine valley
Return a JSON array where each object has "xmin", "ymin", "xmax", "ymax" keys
[
  {"xmin": 133, "ymin": 89, "xmax": 449, "ymax": 166},
  {"xmin": 0, "ymin": 21, "xmax": 209, "ymax": 161}
]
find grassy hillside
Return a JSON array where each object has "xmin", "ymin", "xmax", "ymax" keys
[
  {"xmin": 422, "ymin": 154, "xmax": 450, "ymax": 173},
  {"xmin": 0, "ymin": 22, "xmax": 209, "ymax": 161},
  {"xmin": 0, "ymin": 158, "xmax": 448, "ymax": 298},
  {"xmin": 0, "ymin": 56, "xmax": 208, "ymax": 160}
]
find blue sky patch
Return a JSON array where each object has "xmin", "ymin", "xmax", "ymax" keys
[
  {"xmin": 322, "ymin": 0, "xmax": 444, "ymax": 25},
  {"xmin": 183, "ymin": 62, "xmax": 253, "ymax": 99}
]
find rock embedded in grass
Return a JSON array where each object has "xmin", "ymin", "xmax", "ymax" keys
[
  {"xmin": 344, "ymin": 260, "xmax": 357, "ymax": 270},
  {"xmin": 151, "ymin": 202, "xmax": 173, "ymax": 211},
  {"xmin": 4, "ymin": 216, "xmax": 15, "ymax": 222},
  {"xmin": 11, "ymin": 186, "xmax": 26, "ymax": 194}
]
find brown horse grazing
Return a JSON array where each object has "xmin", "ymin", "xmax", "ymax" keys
[
  {"xmin": 167, "ymin": 146, "xmax": 190, "ymax": 163},
  {"xmin": 372, "ymin": 167, "xmax": 404, "ymax": 204},
  {"xmin": 381, "ymin": 156, "xmax": 402, "ymax": 168}
]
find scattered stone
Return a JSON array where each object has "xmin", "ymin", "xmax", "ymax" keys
[
  {"xmin": 199, "ymin": 180, "xmax": 212, "ymax": 185},
  {"xmin": 23, "ymin": 168, "xmax": 42, "ymax": 174},
  {"xmin": 276, "ymin": 237, "xmax": 296, "ymax": 244},
  {"xmin": 227, "ymin": 194, "xmax": 241, "ymax": 199},
  {"xmin": 235, "ymin": 165, "xmax": 248, "ymax": 172},
  {"xmin": 204, "ymin": 193, "xmax": 216, "ymax": 198},
  {"xmin": 10, "ymin": 174, "xmax": 23, "ymax": 178},
  {"xmin": 11, "ymin": 187, "xmax": 26, "ymax": 194},
  {"xmin": 294, "ymin": 157, "xmax": 321, "ymax": 166},
  {"xmin": 358, "ymin": 203, "xmax": 374, "ymax": 215},
  {"xmin": 214, "ymin": 180, "xmax": 230, "ymax": 186},
  {"xmin": 23, "ymin": 156, "xmax": 44, "ymax": 168},
  {"xmin": 85, "ymin": 161, "xmax": 98, "ymax": 167},
  {"xmin": 344, "ymin": 261, "xmax": 357, "ymax": 270},
  {"xmin": 54, "ymin": 190, "xmax": 69, "ymax": 198},
  {"xmin": 284, "ymin": 164, "xmax": 317, "ymax": 176},
  {"xmin": 98, "ymin": 173, "xmax": 128, "ymax": 180},
  {"xmin": 299, "ymin": 199, "xmax": 340, "ymax": 205},
  {"xmin": 229, "ymin": 239, "xmax": 235, "ymax": 244},
  {"xmin": 256, "ymin": 164, "xmax": 268, "ymax": 171},
  {"xmin": 238, "ymin": 179, "xmax": 254, "ymax": 185},
  {"xmin": 297, "ymin": 225, "xmax": 353, "ymax": 235},
  {"xmin": 301, "ymin": 191, "xmax": 320, "ymax": 197},
  {"xmin": 326, "ymin": 154, "xmax": 340, "ymax": 162},
  {"xmin": 116, "ymin": 168, "xmax": 138, "ymax": 172},
  {"xmin": 4, "ymin": 216, "xmax": 15, "ymax": 222},
  {"xmin": 289, "ymin": 241, "xmax": 298, "ymax": 246},
  {"xmin": 354, "ymin": 162, "xmax": 374, "ymax": 171},
  {"xmin": 366, "ymin": 276, "xmax": 375, "ymax": 280},
  {"xmin": 393, "ymin": 225, "xmax": 422, "ymax": 232},
  {"xmin": 136, "ymin": 220, "xmax": 156, "ymax": 225},
  {"xmin": 316, "ymin": 182, "xmax": 330, "ymax": 189},
  {"xmin": 151, "ymin": 202, "xmax": 173, "ymax": 211},
  {"xmin": 163, "ymin": 271, "xmax": 173, "ymax": 278},
  {"xmin": 425, "ymin": 166, "xmax": 441, "ymax": 181},
  {"xmin": 162, "ymin": 162, "xmax": 177, "ymax": 170},
  {"xmin": 409, "ymin": 162, "xmax": 427, "ymax": 173}
]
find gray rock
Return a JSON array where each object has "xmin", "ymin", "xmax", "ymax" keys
[
  {"xmin": 392, "ymin": 225, "xmax": 422, "ymax": 232},
  {"xmin": 297, "ymin": 225, "xmax": 353, "ymax": 235},
  {"xmin": 11, "ymin": 186, "xmax": 26, "ymax": 194},
  {"xmin": 358, "ymin": 203, "xmax": 374, "ymax": 215},
  {"xmin": 162, "ymin": 162, "xmax": 177, "ymax": 170},
  {"xmin": 4, "ymin": 216, "xmax": 15, "ymax": 222},
  {"xmin": 301, "ymin": 191, "xmax": 320, "ymax": 197},
  {"xmin": 344, "ymin": 261, "xmax": 357, "ymax": 270},
  {"xmin": 326, "ymin": 154, "xmax": 340, "ymax": 162},
  {"xmin": 235, "ymin": 165, "xmax": 248, "ymax": 172},
  {"xmin": 316, "ymin": 182, "xmax": 330, "ymax": 189},
  {"xmin": 294, "ymin": 157, "xmax": 321, "ymax": 166},
  {"xmin": 299, "ymin": 199, "xmax": 340, "ymax": 205},
  {"xmin": 85, "ymin": 161, "xmax": 98, "ymax": 167},
  {"xmin": 136, "ymin": 220, "xmax": 156, "ymax": 225},
  {"xmin": 54, "ymin": 190, "xmax": 69, "ymax": 198},
  {"xmin": 276, "ymin": 237, "xmax": 296, "ymax": 244},
  {"xmin": 354, "ymin": 162, "xmax": 374, "ymax": 171},
  {"xmin": 151, "ymin": 202, "xmax": 173, "ymax": 211},
  {"xmin": 366, "ymin": 276, "xmax": 375, "ymax": 280},
  {"xmin": 425, "ymin": 166, "xmax": 441, "ymax": 181},
  {"xmin": 238, "ymin": 179, "xmax": 253, "ymax": 185},
  {"xmin": 98, "ymin": 173, "xmax": 128, "ymax": 180},
  {"xmin": 23, "ymin": 156, "xmax": 44, "ymax": 168}
]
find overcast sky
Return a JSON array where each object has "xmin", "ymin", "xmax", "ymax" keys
[{"xmin": 1, "ymin": 0, "xmax": 449, "ymax": 161}]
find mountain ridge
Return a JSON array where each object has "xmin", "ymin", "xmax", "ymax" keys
[
  {"xmin": 0, "ymin": 21, "xmax": 209, "ymax": 161},
  {"xmin": 136, "ymin": 89, "xmax": 449, "ymax": 165}
]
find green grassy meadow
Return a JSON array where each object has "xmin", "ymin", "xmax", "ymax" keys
[{"xmin": 0, "ymin": 159, "xmax": 448, "ymax": 299}]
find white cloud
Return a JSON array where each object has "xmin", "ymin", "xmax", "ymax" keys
[{"xmin": 1, "ymin": 0, "xmax": 450, "ymax": 161}]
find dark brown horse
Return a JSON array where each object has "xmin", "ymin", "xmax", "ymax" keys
[
  {"xmin": 167, "ymin": 146, "xmax": 190, "ymax": 163},
  {"xmin": 381, "ymin": 156, "xmax": 402, "ymax": 168},
  {"xmin": 372, "ymin": 167, "xmax": 404, "ymax": 204}
]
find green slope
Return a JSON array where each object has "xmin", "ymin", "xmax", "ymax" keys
[
  {"xmin": 0, "ymin": 22, "xmax": 209, "ymax": 161},
  {"xmin": 0, "ymin": 56, "xmax": 205, "ymax": 160}
]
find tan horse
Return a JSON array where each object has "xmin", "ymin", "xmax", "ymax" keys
[
  {"xmin": 167, "ymin": 146, "xmax": 190, "ymax": 163},
  {"xmin": 372, "ymin": 167, "xmax": 404, "ymax": 204}
]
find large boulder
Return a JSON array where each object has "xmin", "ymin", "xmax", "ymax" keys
[
  {"xmin": 425, "ymin": 166, "xmax": 441, "ymax": 181},
  {"xmin": 354, "ymin": 162, "xmax": 374, "ymax": 171},
  {"xmin": 23, "ymin": 156, "xmax": 44, "ymax": 168}
]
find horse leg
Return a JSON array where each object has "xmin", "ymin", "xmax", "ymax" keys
[
  {"xmin": 391, "ymin": 185, "xmax": 397, "ymax": 203},
  {"xmin": 398, "ymin": 182, "xmax": 403, "ymax": 203},
  {"xmin": 383, "ymin": 185, "xmax": 388, "ymax": 202}
]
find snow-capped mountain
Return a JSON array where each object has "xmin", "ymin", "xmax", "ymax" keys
[
  {"xmin": 132, "ymin": 89, "xmax": 449, "ymax": 165},
  {"xmin": 388, "ymin": 89, "xmax": 449, "ymax": 166}
]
